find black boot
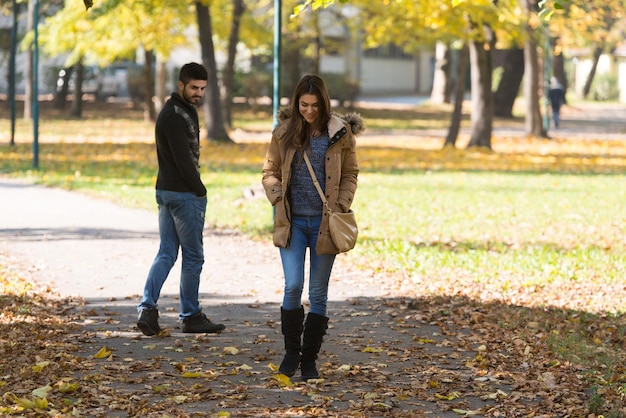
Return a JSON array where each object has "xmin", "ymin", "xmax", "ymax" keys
[
  {"xmin": 278, "ymin": 306, "xmax": 305, "ymax": 377},
  {"xmin": 300, "ymin": 312, "xmax": 328, "ymax": 381}
]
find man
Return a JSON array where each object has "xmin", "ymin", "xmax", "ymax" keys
[
  {"xmin": 549, "ymin": 77, "xmax": 566, "ymax": 128},
  {"xmin": 137, "ymin": 62, "xmax": 225, "ymax": 336}
]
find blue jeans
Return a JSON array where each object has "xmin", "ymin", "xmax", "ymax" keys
[
  {"xmin": 138, "ymin": 190, "xmax": 207, "ymax": 319},
  {"xmin": 280, "ymin": 215, "xmax": 336, "ymax": 317}
]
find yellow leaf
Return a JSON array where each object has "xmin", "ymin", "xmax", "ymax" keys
[
  {"xmin": 143, "ymin": 344, "xmax": 157, "ymax": 350},
  {"xmin": 237, "ymin": 364, "xmax": 253, "ymax": 370},
  {"xmin": 173, "ymin": 395, "xmax": 187, "ymax": 404},
  {"xmin": 18, "ymin": 397, "xmax": 36, "ymax": 409},
  {"xmin": 94, "ymin": 346, "xmax": 112, "ymax": 359},
  {"xmin": 182, "ymin": 371, "xmax": 202, "ymax": 378},
  {"xmin": 362, "ymin": 346, "xmax": 383, "ymax": 353},
  {"xmin": 57, "ymin": 381, "xmax": 79, "ymax": 393},
  {"xmin": 434, "ymin": 391, "xmax": 460, "ymax": 400},
  {"xmin": 32, "ymin": 385, "xmax": 52, "ymax": 399},
  {"xmin": 223, "ymin": 346, "xmax": 239, "ymax": 355},
  {"xmin": 274, "ymin": 374, "xmax": 294, "ymax": 387},
  {"xmin": 217, "ymin": 412, "xmax": 231, "ymax": 417},
  {"xmin": 33, "ymin": 397, "xmax": 49, "ymax": 409},
  {"xmin": 32, "ymin": 361, "xmax": 50, "ymax": 372},
  {"xmin": 3, "ymin": 392, "xmax": 18, "ymax": 404},
  {"xmin": 452, "ymin": 408, "xmax": 482, "ymax": 416},
  {"xmin": 268, "ymin": 362, "xmax": 279, "ymax": 371}
]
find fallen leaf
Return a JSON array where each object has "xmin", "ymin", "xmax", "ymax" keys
[
  {"xmin": 32, "ymin": 385, "xmax": 52, "ymax": 399},
  {"xmin": 223, "ymin": 346, "xmax": 239, "ymax": 355},
  {"xmin": 274, "ymin": 374, "xmax": 294, "ymax": 387},
  {"xmin": 452, "ymin": 408, "xmax": 483, "ymax": 416},
  {"xmin": 182, "ymin": 371, "xmax": 203, "ymax": 378},
  {"xmin": 32, "ymin": 361, "xmax": 50, "ymax": 372},
  {"xmin": 435, "ymin": 391, "xmax": 461, "ymax": 401},
  {"xmin": 94, "ymin": 346, "xmax": 112, "ymax": 359}
]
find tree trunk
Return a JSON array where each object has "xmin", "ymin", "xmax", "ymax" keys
[
  {"xmin": 142, "ymin": 49, "xmax": 156, "ymax": 122},
  {"xmin": 195, "ymin": 1, "xmax": 232, "ymax": 143},
  {"xmin": 154, "ymin": 57, "xmax": 167, "ymax": 115},
  {"xmin": 431, "ymin": 41, "xmax": 452, "ymax": 104},
  {"xmin": 444, "ymin": 43, "xmax": 468, "ymax": 147},
  {"xmin": 466, "ymin": 38, "xmax": 494, "ymax": 149},
  {"xmin": 582, "ymin": 45, "xmax": 603, "ymax": 98},
  {"xmin": 223, "ymin": 0, "xmax": 245, "ymax": 128},
  {"xmin": 283, "ymin": 15, "xmax": 303, "ymax": 96},
  {"xmin": 284, "ymin": 36, "xmax": 302, "ymax": 98},
  {"xmin": 70, "ymin": 60, "xmax": 84, "ymax": 118},
  {"xmin": 523, "ymin": 17, "xmax": 546, "ymax": 137},
  {"xmin": 493, "ymin": 47, "xmax": 524, "ymax": 118},
  {"xmin": 310, "ymin": 12, "xmax": 321, "ymax": 75}
]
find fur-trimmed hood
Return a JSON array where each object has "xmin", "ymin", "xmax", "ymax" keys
[
  {"xmin": 276, "ymin": 106, "xmax": 365, "ymax": 137},
  {"xmin": 264, "ymin": 106, "xmax": 360, "ymax": 255}
]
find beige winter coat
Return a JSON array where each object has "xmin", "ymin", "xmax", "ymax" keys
[{"xmin": 262, "ymin": 110, "xmax": 363, "ymax": 254}]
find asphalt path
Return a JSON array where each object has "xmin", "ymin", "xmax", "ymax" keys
[
  {"xmin": 3, "ymin": 179, "xmax": 459, "ymax": 416},
  {"xmin": 0, "ymin": 178, "xmax": 382, "ymax": 305}
]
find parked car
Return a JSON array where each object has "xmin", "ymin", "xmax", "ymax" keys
[{"xmin": 57, "ymin": 65, "xmax": 122, "ymax": 99}]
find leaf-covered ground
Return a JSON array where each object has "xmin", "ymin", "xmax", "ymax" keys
[
  {"xmin": 1, "ymin": 258, "xmax": 625, "ymax": 417},
  {"xmin": 1, "ymin": 100, "xmax": 626, "ymax": 416}
]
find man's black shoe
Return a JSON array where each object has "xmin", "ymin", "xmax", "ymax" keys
[
  {"xmin": 182, "ymin": 312, "xmax": 225, "ymax": 333},
  {"xmin": 137, "ymin": 308, "xmax": 163, "ymax": 336}
]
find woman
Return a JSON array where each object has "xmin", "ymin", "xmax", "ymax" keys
[{"xmin": 262, "ymin": 74, "xmax": 363, "ymax": 381}]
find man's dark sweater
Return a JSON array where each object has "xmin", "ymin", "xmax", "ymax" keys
[{"xmin": 155, "ymin": 92, "xmax": 207, "ymax": 197}]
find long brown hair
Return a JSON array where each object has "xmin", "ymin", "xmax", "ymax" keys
[{"xmin": 280, "ymin": 74, "xmax": 332, "ymax": 158}]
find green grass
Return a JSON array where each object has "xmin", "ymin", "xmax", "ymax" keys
[{"xmin": 3, "ymin": 140, "xmax": 626, "ymax": 313}]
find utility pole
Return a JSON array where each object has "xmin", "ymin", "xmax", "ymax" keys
[
  {"xmin": 273, "ymin": 0, "xmax": 281, "ymax": 129},
  {"xmin": 9, "ymin": 0, "xmax": 17, "ymax": 146},
  {"xmin": 32, "ymin": 0, "xmax": 39, "ymax": 168}
]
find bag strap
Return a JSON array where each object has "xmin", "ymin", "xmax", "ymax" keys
[{"xmin": 302, "ymin": 152, "xmax": 333, "ymax": 213}]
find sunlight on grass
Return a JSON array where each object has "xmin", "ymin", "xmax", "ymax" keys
[{"xmin": 3, "ymin": 142, "xmax": 626, "ymax": 314}]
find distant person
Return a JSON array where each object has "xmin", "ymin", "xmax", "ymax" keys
[
  {"xmin": 549, "ymin": 77, "xmax": 566, "ymax": 128},
  {"xmin": 262, "ymin": 74, "xmax": 363, "ymax": 380},
  {"xmin": 136, "ymin": 62, "xmax": 225, "ymax": 336}
]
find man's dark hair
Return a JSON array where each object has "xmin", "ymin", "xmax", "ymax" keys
[{"xmin": 179, "ymin": 62, "xmax": 208, "ymax": 84}]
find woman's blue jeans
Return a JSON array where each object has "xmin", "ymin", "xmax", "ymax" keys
[
  {"xmin": 280, "ymin": 215, "xmax": 336, "ymax": 317},
  {"xmin": 138, "ymin": 190, "xmax": 206, "ymax": 319}
]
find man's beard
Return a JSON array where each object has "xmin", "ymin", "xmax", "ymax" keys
[{"xmin": 183, "ymin": 90, "xmax": 203, "ymax": 106}]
